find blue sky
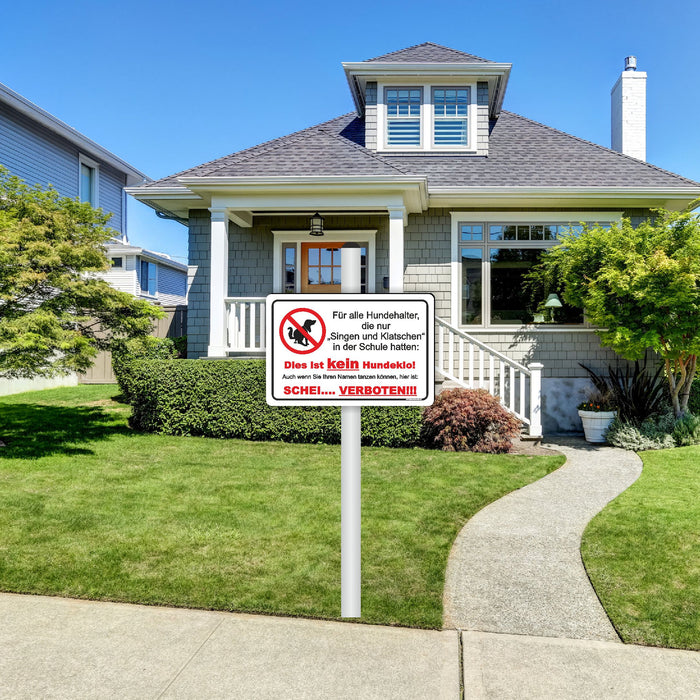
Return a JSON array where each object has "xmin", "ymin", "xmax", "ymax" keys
[{"xmin": 2, "ymin": 0, "xmax": 699, "ymax": 262}]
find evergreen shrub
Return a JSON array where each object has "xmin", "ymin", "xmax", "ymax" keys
[
  {"xmin": 112, "ymin": 336, "xmax": 179, "ymax": 400},
  {"xmin": 688, "ymin": 378, "xmax": 700, "ymax": 416},
  {"xmin": 671, "ymin": 413, "xmax": 700, "ymax": 447},
  {"xmin": 124, "ymin": 358, "xmax": 422, "ymax": 447},
  {"xmin": 606, "ymin": 412, "xmax": 677, "ymax": 451}
]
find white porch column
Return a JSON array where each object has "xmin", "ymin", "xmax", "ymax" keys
[
  {"xmin": 207, "ymin": 208, "xmax": 229, "ymax": 357},
  {"xmin": 388, "ymin": 207, "xmax": 405, "ymax": 293}
]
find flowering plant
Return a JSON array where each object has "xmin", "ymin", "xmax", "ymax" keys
[{"xmin": 577, "ymin": 391, "xmax": 616, "ymax": 412}]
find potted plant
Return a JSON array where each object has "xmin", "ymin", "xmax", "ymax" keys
[{"xmin": 577, "ymin": 392, "xmax": 617, "ymax": 443}]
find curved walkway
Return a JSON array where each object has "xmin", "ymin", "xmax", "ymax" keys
[{"xmin": 443, "ymin": 438, "xmax": 642, "ymax": 640}]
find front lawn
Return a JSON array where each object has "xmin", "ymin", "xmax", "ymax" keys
[
  {"xmin": 0, "ymin": 385, "xmax": 563, "ymax": 628},
  {"xmin": 582, "ymin": 447, "xmax": 700, "ymax": 650}
]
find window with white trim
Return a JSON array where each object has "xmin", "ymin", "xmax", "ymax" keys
[
  {"xmin": 140, "ymin": 260, "xmax": 157, "ymax": 296},
  {"xmin": 79, "ymin": 155, "xmax": 99, "ymax": 206},
  {"xmin": 385, "ymin": 87, "xmax": 422, "ymax": 147},
  {"xmin": 455, "ymin": 220, "xmax": 617, "ymax": 327},
  {"xmin": 433, "ymin": 88, "xmax": 469, "ymax": 146}
]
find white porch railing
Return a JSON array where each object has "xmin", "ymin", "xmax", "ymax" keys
[
  {"xmin": 435, "ymin": 317, "xmax": 543, "ymax": 437},
  {"xmin": 225, "ymin": 297, "xmax": 266, "ymax": 353},
  {"xmin": 223, "ymin": 301, "xmax": 542, "ymax": 436}
]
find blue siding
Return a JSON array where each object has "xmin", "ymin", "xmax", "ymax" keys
[
  {"xmin": 0, "ymin": 101, "xmax": 126, "ymax": 234},
  {"xmin": 100, "ymin": 163, "xmax": 124, "ymax": 233},
  {"xmin": 0, "ymin": 101, "xmax": 78, "ymax": 195},
  {"xmin": 157, "ymin": 263, "xmax": 187, "ymax": 305}
]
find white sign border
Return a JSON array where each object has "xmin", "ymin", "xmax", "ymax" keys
[{"xmin": 266, "ymin": 293, "xmax": 435, "ymax": 407}]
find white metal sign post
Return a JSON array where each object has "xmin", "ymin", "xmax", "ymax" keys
[
  {"xmin": 340, "ymin": 243, "xmax": 361, "ymax": 618},
  {"xmin": 266, "ymin": 252, "xmax": 434, "ymax": 618}
]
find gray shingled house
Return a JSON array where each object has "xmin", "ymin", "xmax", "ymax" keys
[{"xmin": 127, "ymin": 43, "xmax": 700, "ymax": 434}]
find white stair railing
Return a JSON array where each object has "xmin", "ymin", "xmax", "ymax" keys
[
  {"xmin": 435, "ymin": 317, "xmax": 543, "ymax": 437},
  {"xmin": 226, "ymin": 297, "xmax": 266, "ymax": 353}
]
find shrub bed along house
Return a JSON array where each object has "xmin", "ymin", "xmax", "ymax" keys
[
  {"xmin": 117, "ymin": 353, "xmax": 523, "ymax": 451},
  {"xmin": 122, "ymin": 358, "xmax": 423, "ymax": 447}
]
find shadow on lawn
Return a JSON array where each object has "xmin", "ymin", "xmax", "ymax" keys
[{"xmin": 0, "ymin": 403, "xmax": 131, "ymax": 459}]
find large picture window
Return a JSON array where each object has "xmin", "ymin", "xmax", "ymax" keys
[
  {"xmin": 452, "ymin": 215, "xmax": 621, "ymax": 328},
  {"xmin": 489, "ymin": 248, "xmax": 581, "ymax": 325}
]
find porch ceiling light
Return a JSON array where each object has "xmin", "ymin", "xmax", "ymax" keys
[
  {"xmin": 309, "ymin": 212, "xmax": 324, "ymax": 237},
  {"xmin": 544, "ymin": 293, "xmax": 563, "ymax": 308}
]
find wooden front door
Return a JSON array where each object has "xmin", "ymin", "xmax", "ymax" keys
[{"xmin": 301, "ymin": 243, "xmax": 343, "ymax": 293}]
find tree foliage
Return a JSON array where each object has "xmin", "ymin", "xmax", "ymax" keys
[
  {"xmin": 0, "ymin": 168, "xmax": 163, "ymax": 378},
  {"xmin": 534, "ymin": 211, "xmax": 700, "ymax": 416}
]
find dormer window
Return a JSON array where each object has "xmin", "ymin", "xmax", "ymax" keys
[
  {"xmin": 378, "ymin": 82, "xmax": 477, "ymax": 152},
  {"xmin": 386, "ymin": 88, "xmax": 422, "ymax": 146},
  {"xmin": 433, "ymin": 88, "xmax": 469, "ymax": 146},
  {"xmin": 343, "ymin": 45, "xmax": 512, "ymax": 156}
]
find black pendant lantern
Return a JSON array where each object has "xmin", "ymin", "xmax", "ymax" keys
[{"xmin": 309, "ymin": 212, "xmax": 324, "ymax": 237}]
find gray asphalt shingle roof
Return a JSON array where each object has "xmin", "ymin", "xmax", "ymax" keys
[
  {"xmin": 363, "ymin": 42, "xmax": 493, "ymax": 64},
  {"xmin": 386, "ymin": 111, "xmax": 700, "ymax": 187},
  {"xmin": 146, "ymin": 110, "xmax": 699, "ymax": 190}
]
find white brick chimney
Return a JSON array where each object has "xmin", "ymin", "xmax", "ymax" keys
[{"xmin": 611, "ymin": 56, "xmax": 646, "ymax": 161}]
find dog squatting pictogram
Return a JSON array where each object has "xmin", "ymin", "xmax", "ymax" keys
[{"xmin": 279, "ymin": 308, "xmax": 327, "ymax": 354}]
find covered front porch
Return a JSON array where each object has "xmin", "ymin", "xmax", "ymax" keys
[
  {"xmin": 222, "ymin": 295, "xmax": 543, "ymax": 437},
  {"xmin": 149, "ymin": 176, "xmax": 572, "ymax": 436}
]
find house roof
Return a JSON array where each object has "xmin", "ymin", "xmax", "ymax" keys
[
  {"xmin": 140, "ymin": 111, "xmax": 700, "ymax": 191},
  {"xmin": 0, "ymin": 81, "xmax": 148, "ymax": 186},
  {"xmin": 363, "ymin": 42, "xmax": 493, "ymax": 64},
  {"xmin": 342, "ymin": 43, "xmax": 510, "ymax": 118},
  {"xmin": 107, "ymin": 242, "xmax": 187, "ymax": 271}
]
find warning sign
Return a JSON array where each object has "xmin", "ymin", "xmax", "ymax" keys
[{"xmin": 266, "ymin": 294, "xmax": 434, "ymax": 406}]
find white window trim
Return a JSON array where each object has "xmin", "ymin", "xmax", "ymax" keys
[
  {"xmin": 139, "ymin": 258, "xmax": 158, "ymax": 298},
  {"xmin": 383, "ymin": 86, "xmax": 423, "ymax": 150},
  {"xmin": 377, "ymin": 81, "xmax": 477, "ymax": 153},
  {"xmin": 272, "ymin": 230, "xmax": 377, "ymax": 293},
  {"xmin": 78, "ymin": 153, "xmax": 100, "ymax": 207},
  {"xmin": 449, "ymin": 211, "xmax": 623, "ymax": 330},
  {"xmin": 431, "ymin": 86, "xmax": 471, "ymax": 151}
]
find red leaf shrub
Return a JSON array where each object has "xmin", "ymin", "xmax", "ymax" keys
[{"xmin": 421, "ymin": 388, "xmax": 522, "ymax": 453}]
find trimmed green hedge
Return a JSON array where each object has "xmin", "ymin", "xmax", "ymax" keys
[{"xmin": 125, "ymin": 358, "xmax": 422, "ymax": 447}]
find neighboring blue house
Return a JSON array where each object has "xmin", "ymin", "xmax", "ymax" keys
[
  {"xmin": 0, "ymin": 80, "xmax": 147, "ymax": 236},
  {"xmin": 100, "ymin": 241, "xmax": 188, "ymax": 306},
  {"xmin": 0, "ymin": 81, "xmax": 185, "ymax": 390}
]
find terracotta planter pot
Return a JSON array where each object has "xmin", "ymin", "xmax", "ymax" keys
[{"xmin": 578, "ymin": 410, "xmax": 617, "ymax": 443}]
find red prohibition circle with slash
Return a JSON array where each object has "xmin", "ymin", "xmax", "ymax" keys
[{"xmin": 279, "ymin": 308, "xmax": 327, "ymax": 354}]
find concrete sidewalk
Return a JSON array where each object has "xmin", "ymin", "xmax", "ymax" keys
[
  {"xmin": 1, "ymin": 593, "xmax": 699, "ymax": 699},
  {"xmin": 0, "ymin": 593, "xmax": 458, "ymax": 699}
]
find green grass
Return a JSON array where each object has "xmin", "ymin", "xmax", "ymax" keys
[
  {"xmin": 582, "ymin": 447, "xmax": 700, "ymax": 650},
  {"xmin": 0, "ymin": 385, "xmax": 563, "ymax": 628}
]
